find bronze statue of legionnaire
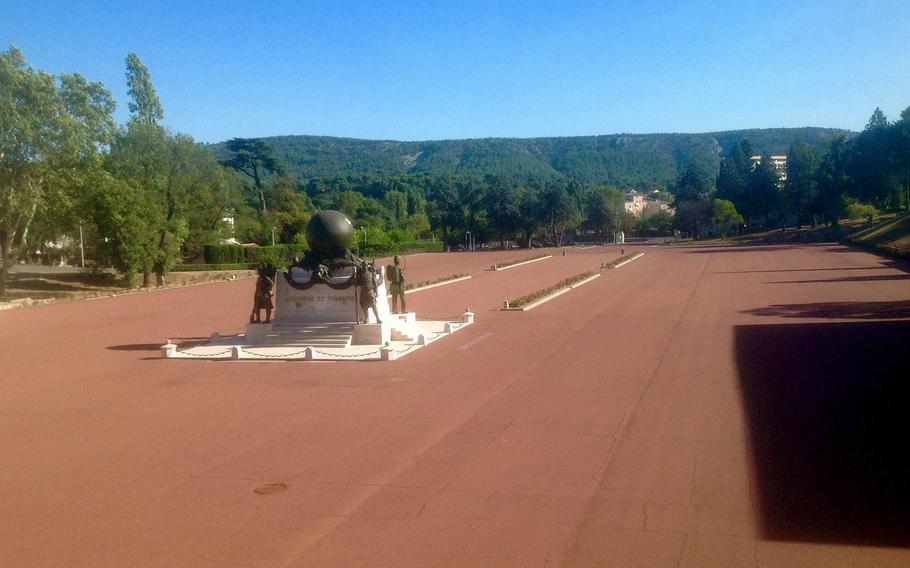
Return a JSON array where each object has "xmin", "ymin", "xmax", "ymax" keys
[
  {"xmin": 250, "ymin": 265, "xmax": 275, "ymax": 323},
  {"xmin": 357, "ymin": 260, "xmax": 382, "ymax": 324},
  {"xmin": 386, "ymin": 255, "xmax": 406, "ymax": 314}
]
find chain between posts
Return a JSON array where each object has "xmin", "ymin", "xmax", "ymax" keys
[
  {"xmin": 242, "ymin": 348, "xmax": 312, "ymax": 358},
  {"xmin": 312, "ymin": 348, "xmax": 382, "ymax": 359},
  {"xmin": 175, "ymin": 348, "xmax": 233, "ymax": 357}
]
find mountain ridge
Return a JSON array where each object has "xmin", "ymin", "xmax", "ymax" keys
[{"xmin": 209, "ymin": 127, "xmax": 851, "ymax": 188}]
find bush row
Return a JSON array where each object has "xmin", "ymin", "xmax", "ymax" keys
[
  {"xmin": 359, "ymin": 240, "xmax": 443, "ymax": 257},
  {"xmin": 172, "ymin": 263, "xmax": 258, "ymax": 272},
  {"xmin": 506, "ymin": 270, "xmax": 598, "ymax": 308},
  {"xmin": 405, "ymin": 273, "xmax": 470, "ymax": 291},
  {"xmin": 492, "ymin": 253, "xmax": 550, "ymax": 270},
  {"xmin": 202, "ymin": 241, "xmax": 441, "ymax": 267},
  {"xmin": 601, "ymin": 251, "xmax": 644, "ymax": 269},
  {"xmin": 202, "ymin": 244, "xmax": 311, "ymax": 267}
]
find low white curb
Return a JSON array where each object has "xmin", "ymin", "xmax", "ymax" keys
[
  {"xmin": 404, "ymin": 275, "xmax": 473, "ymax": 294},
  {"xmin": 492, "ymin": 255, "xmax": 552, "ymax": 271},
  {"xmin": 607, "ymin": 252, "xmax": 644, "ymax": 269},
  {"xmin": 502, "ymin": 273, "xmax": 601, "ymax": 312}
]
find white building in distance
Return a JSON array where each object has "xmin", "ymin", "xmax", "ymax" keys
[
  {"xmin": 749, "ymin": 155, "xmax": 788, "ymax": 183},
  {"xmin": 624, "ymin": 190, "xmax": 673, "ymax": 217}
]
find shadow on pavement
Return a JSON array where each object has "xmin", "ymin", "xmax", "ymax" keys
[
  {"xmin": 766, "ymin": 274, "xmax": 910, "ymax": 284},
  {"xmin": 706, "ymin": 267, "xmax": 882, "ymax": 274},
  {"xmin": 743, "ymin": 300, "xmax": 910, "ymax": 320},
  {"xmin": 108, "ymin": 343, "xmax": 166, "ymax": 351},
  {"xmin": 735, "ymin": 320, "xmax": 910, "ymax": 546},
  {"xmin": 686, "ymin": 245, "xmax": 799, "ymax": 254}
]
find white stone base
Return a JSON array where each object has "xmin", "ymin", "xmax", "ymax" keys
[
  {"xmin": 162, "ymin": 311, "xmax": 473, "ymax": 362},
  {"xmin": 352, "ymin": 323, "xmax": 391, "ymax": 345}
]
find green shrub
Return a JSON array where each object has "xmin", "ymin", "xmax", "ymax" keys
[
  {"xmin": 244, "ymin": 244, "xmax": 310, "ymax": 267},
  {"xmin": 203, "ymin": 244, "xmax": 244, "ymax": 264},
  {"xmin": 846, "ymin": 202, "xmax": 879, "ymax": 223},
  {"xmin": 172, "ymin": 263, "xmax": 257, "ymax": 272}
]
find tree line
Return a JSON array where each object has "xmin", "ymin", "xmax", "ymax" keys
[
  {"xmin": 671, "ymin": 107, "xmax": 910, "ymax": 237},
  {"xmin": 3, "ymin": 43, "xmax": 908, "ymax": 298}
]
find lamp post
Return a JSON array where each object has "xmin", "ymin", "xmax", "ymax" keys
[
  {"xmin": 465, "ymin": 230, "xmax": 471, "ymax": 252},
  {"xmin": 359, "ymin": 226, "xmax": 366, "ymax": 251}
]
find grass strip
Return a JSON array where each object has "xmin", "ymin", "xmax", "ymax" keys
[
  {"xmin": 405, "ymin": 273, "xmax": 470, "ymax": 291},
  {"xmin": 506, "ymin": 270, "xmax": 597, "ymax": 309},
  {"xmin": 601, "ymin": 251, "xmax": 643, "ymax": 269},
  {"xmin": 492, "ymin": 253, "xmax": 550, "ymax": 270}
]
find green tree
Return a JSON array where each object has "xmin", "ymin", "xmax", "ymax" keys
[
  {"xmin": 125, "ymin": 52, "xmax": 163, "ymax": 125},
  {"xmin": 584, "ymin": 186, "xmax": 623, "ymax": 242},
  {"xmin": 814, "ymin": 137, "xmax": 851, "ymax": 227},
  {"xmin": 0, "ymin": 46, "xmax": 115, "ymax": 297},
  {"xmin": 221, "ymin": 138, "xmax": 284, "ymax": 216},
  {"xmin": 538, "ymin": 179, "xmax": 580, "ymax": 246},
  {"xmin": 483, "ymin": 176, "xmax": 520, "ymax": 246},
  {"xmin": 267, "ymin": 176, "xmax": 314, "ymax": 243},
  {"xmin": 712, "ymin": 199, "xmax": 744, "ymax": 237},
  {"xmin": 745, "ymin": 153, "xmax": 783, "ymax": 226},
  {"xmin": 785, "ymin": 140, "xmax": 818, "ymax": 227},
  {"xmin": 672, "ymin": 163, "xmax": 712, "ymax": 205}
]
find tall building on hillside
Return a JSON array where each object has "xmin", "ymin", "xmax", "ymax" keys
[{"xmin": 750, "ymin": 155, "xmax": 788, "ymax": 184}]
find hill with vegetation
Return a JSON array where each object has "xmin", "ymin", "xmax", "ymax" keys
[{"xmin": 209, "ymin": 127, "xmax": 850, "ymax": 188}]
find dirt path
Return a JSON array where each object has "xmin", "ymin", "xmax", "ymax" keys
[{"xmin": 1, "ymin": 244, "xmax": 908, "ymax": 567}]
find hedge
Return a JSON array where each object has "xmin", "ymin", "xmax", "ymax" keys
[
  {"xmin": 245, "ymin": 244, "xmax": 310, "ymax": 265},
  {"xmin": 203, "ymin": 244, "xmax": 244, "ymax": 264},
  {"xmin": 173, "ymin": 263, "xmax": 258, "ymax": 272},
  {"xmin": 358, "ymin": 240, "xmax": 443, "ymax": 258}
]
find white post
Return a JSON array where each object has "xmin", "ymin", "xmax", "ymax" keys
[
  {"xmin": 78, "ymin": 223, "xmax": 85, "ymax": 269},
  {"xmin": 462, "ymin": 310, "xmax": 475, "ymax": 324},
  {"xmin": 232, "ymin": 346, "xmax": 244, "ymax": 360},
  {"xmin": 380, "ymin": 343, "xmax": 396, "ymax": 361},
  {"xmin": 160, "ymin": 342, "xmax": 177, "ymax": 358}
]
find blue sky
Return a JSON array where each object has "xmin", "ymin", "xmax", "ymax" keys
[{"xmin": 3, "ymin": 1, "xmax": 909, "ymax": 143}]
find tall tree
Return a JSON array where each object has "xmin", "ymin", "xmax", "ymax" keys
[
  {"xmin": 814, "ymin": 137, "xmax": 851, "ymax": 227},
  {"xmin": 584, "ymin": 186, "xmax": 624, "ymax": 243},
  {"xmin": 125, "ymin": 52, "xmax": 163, "ymax": 125},
  {"xmin": 672, "ymin": 163, "xmax": 711, "ymax": 204},
  {"xmin": 538, "ymin": 179, "xmax": 580, "ymax": 246},
  {"xmin": 785, "ymin": 140, "xmax": 818, "ymax": 227},
  {"xmin": 0, "ymin": 46, "xmax": 115, "ymax": 297},
  {"xmin": 745, "ymin": 154, "xmax": 783, "ymax": 226},
  {"xmin": 483, "ymin": 176, "xmax": 520, "ymax": 247},
  {"xmin": 221, "ymin": 138, "xmax": 284, "ymax": 216}
]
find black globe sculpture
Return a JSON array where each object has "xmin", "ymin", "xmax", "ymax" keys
[{"xmin": 305, "ymin": 210, "xmax": 355, "ymax": 253}]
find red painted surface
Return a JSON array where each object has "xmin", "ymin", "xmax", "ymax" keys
[{"xmin": 2, "ymin": 244, "xmax": 909, "ymax": 567}]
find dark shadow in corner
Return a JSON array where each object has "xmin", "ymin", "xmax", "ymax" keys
[
  {"xmin": 743, "ymin": 300, "xmax": 910, "ymax": 320},
  {"xmin": 735, "ymin": 320, "xmax": 910, "ymax": 546}
]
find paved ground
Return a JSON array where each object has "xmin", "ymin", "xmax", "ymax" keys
[{"xmin": 1, "ymin": 244, "xmax": 909, "ymax": 567}]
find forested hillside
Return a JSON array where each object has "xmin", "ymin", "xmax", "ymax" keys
[{"xmin": 209, "ymin": 128, "xmax": 849, "ymax": 188}]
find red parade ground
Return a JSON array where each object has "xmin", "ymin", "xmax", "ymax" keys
[{"xmin": 2, "ymin": 243, "xmax": 909, "ymax": 567}]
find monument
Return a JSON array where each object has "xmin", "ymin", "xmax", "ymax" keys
[{"xmin": 164, "ymin": 210, "xmax": 473, "ymax": 361}]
